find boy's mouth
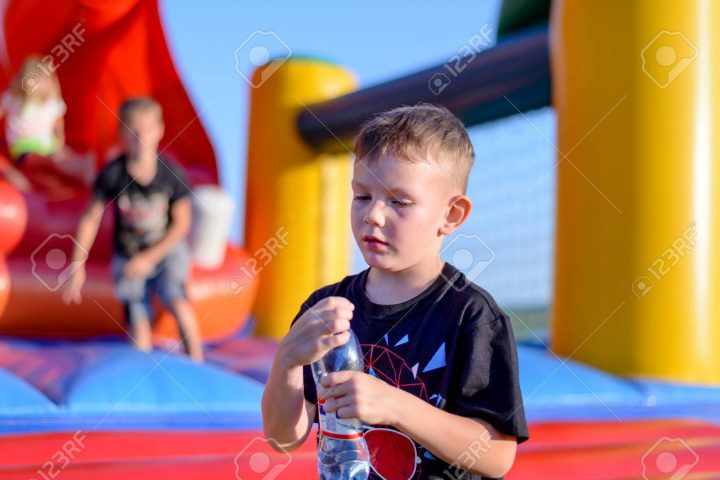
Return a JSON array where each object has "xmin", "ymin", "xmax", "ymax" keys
[{"xmin": 363, "ymin": 235, "xmax": 389, "ymax": 248}]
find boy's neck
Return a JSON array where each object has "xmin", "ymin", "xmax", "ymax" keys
[
  {"xmin": 365, "ymin": 257, "xmax": 445, "ymax": 306},
  {"xmin": 126, "ymin": 152, "xmax": 158, "ymax": 170},
  {"xmin": 125, "ymin": 152, "xmax": 158, "ymax": 182}
]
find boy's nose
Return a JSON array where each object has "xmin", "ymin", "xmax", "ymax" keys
[{"xmin": 363, "ymin": 201, "xmax": 385, "ymax": 227}]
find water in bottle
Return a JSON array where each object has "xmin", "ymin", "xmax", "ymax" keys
[{"xmin": 312, "ymin": 328, "xmax": 370, "ymax": 480}]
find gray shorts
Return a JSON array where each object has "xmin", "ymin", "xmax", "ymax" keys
[{"xmin": 111, "ymin": 242, "xmax": 191, "ymax": 324}]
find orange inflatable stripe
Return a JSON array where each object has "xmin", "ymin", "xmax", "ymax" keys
[{"xmin": 0, "ymin": 244, "xmax": 257, "ymax": 340}]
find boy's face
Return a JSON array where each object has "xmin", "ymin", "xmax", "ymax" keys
[
  {"xmin": 351, "ymin": 155, "xmax": 455, "ymax": 273},
  {"xmin": 120, "ymin": 110, "xmax": 164, "ymax": 160}
]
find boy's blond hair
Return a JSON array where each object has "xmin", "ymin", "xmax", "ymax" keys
[
  {"xmin": 119, "ymin": 97, "xmax": 163, "ymax": 126},
  {"xmin": 352, "ymin": 104, "xmax": 475, "ymax": 193}
]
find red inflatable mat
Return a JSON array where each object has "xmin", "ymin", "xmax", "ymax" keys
[
  {"xmin": 510, "ymin": 419, "xmax": 720, "ymax": 479},
  {"xmin": 2, "ymin": 420, "xmax": 719, "ymax": 479},
  {"xmin": 0, "ymin": 429, "xmax": 318, "ymax": 479}
]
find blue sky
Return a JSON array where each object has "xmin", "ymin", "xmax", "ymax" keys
[
  {"xmin": 160, "ymin": 1, "xmax": 556, "ymax": 308},
  {"xmin": 161, "ymin": 0, "xmax": 502, "ymax": 240}
]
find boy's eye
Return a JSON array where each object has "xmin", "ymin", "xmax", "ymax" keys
[
  {"xmin": 353, "ymin": 195, "xmax": 370, "ymax": 201},
  {"xmin": 392, "ymin": 200, "xmax": 412, "ymax": 207}
]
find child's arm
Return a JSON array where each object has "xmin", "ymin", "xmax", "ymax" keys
[
  {"xmin": 0, "ymin": 161, "xmax": 31, "ymax": 191},
  {"xmin": 261, "ymin": 350, "xmax": 317, "ymax": 451},
  {"xmin": 54, "ymin": 117, "xmax": 65, "ymax": 148},
  {"xmin": 261, "ymin": 296, "xmax": 355, "ymax": 451},
  {"xmin": 124, "ymin": 196, "xmax": 191, "ymax": 278},
  {"xmin": 62, "ymin": 198, "xmax": 105, "ymax": 304},
  {"xmin": 320, "ymin": 372, "xmax": 517, "ymax": 478}
]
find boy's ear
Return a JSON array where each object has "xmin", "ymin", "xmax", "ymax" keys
[{"xmin": 439, "ymin": 194, "xmax": 472, "ymax": 236}]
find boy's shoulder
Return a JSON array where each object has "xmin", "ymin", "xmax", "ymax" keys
[
  {"xmin": 441, "ymin": 263, "xmax": 508, "ymax": 323},
  {"xmin": 93, "ymin": 155, "xmax": 126, "ymax": 191},
  {"xmin": 156, "ymin": 154, "xmax": 188, "ymax": 175},
  {"xmin": 98, "ymin": 155, "xmax": 125, "ymax": 175}
]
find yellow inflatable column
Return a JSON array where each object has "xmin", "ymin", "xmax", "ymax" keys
[
  {"xmin": 551, "ymin": 0, "xmax": 720, "ymax": 383},
  {"xmin": 245, "ymin": 58, "xmax": 356, "ymax": 339}
]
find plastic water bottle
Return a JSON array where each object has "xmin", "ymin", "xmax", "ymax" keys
[{"xmin": 312, "ymin": 328, "xmax": 370, "ymax": 480}]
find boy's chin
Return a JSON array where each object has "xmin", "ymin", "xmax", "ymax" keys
[
  {"xmin": 362, "ymin": 253, "xmax": 398, "ymax": 271},
  {"xmin": 362, "ymin": 252, "xmax": 388, "ymax": 267}
]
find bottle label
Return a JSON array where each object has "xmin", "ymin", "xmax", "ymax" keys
[{"xmin": 317, "ymin": 399, "xmax": 363, "ymax": 439}]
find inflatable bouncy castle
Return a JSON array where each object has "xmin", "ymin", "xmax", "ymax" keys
[{"xmin": 0, "ymin": 0, "xmax": 258, "ymax": 340}]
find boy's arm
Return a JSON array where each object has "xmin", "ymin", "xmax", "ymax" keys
[
  {"xmin": 320, "ymin": 372, "xmax": 518, "ymax": 478},
  {"xmin": 392, "ymin": 386, "xmax": 517, "ymax": 478},
  {"xmin": 261, "ymin": 344, "xmax": 316, "ymax": 452},
  {"xmin": 262, "ymin": 296, "xmax": 355, "ymax": 452},
  {"xmin": 74, "ymin": 199, "xmax": 105, "ymax": 257},
  {"xmin": 138, "ymin": 196, "xmax": 191, "ymax": 267},
  {"xmin": 63, "ymin": 198, "xmax": 105, "ymax": 304}
]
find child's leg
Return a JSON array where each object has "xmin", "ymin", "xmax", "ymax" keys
[
  {"xmin": 126, "ymin": 302, "xmax": 153, "ymax": 352},
  {"xmin": 156, "ymin": 243, "xmax": 203, "ymax": 362},
  {"xmin": 169, "ymin": 298, "xmax": 203, "ymax": 362},
  {"xmin": 114, "ymin": 254, "xmax": 154, "ymax": 351}
]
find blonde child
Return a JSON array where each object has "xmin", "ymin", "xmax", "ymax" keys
[{"xmin": 0, "ymin": 56, "xmax": 93, "ymax": 189}]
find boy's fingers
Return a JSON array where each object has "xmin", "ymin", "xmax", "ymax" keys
[
  {"xmin": 319, "ymin": 307, "xmax": 353, "ymax": 323},
  {"xmin": 336, "ymin": 405, "xmax": 358, "ymax": 420},
  {"xmin": 326, "ymin": 316, "xmax": 351, "ymax": 334},
  {"xmin": 319, "ymin": 330, "xmax": 349, "ymax": 349},
  {"xmin": 316, "ymin": 316, "xmax": 350, "ymax": 335},
  {"xmin": 62, "ymin": 287, "xmax": 80, "ymax": 305},
  {"xmin": 318, "ymin": 383, "xmax": 344, "ymax": 400},
  {"xmin": 322, "ymin": 296, "xmax": 355, "ymax": 311},
  {"xmin": 322, "ymin": 395, "xmax": 351, "ymax": 413},
  {"xmin": 319, "ymin": 370, "xmax": 355, "ymax": 388},
  {"xmin": 313, "ymin": 309, "xmax": 352, "ymax": 331}
]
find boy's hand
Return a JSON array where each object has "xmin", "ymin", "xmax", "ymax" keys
[
  {"xmin": 62, "ymin": 267, "xmax": 86, "ymax": 304},
  {"xmin": 278, "ymin": 296, "xmax": 355, "ymax": 370},
  {"xmin": 123, "ymin": 252, "xmax": 155, "ymax": 279},
  {"xmin": 318, "ymin": 371, "xmax": 401, "ymax": 426}
]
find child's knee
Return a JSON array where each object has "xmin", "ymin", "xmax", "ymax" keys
[
  {"xmin": 126, "ymin": 301, "xmax": 152, "ymax": 325},
  {"xmin": 157, "ymin": 283, "xmax": 188, "ymax": 311}
]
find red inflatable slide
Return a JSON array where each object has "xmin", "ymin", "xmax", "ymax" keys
[{"xmin": 0, "ymin": 0, "xmax": 256, "ymax": 340}]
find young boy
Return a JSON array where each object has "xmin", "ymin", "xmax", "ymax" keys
[
  {"xmin": 62, "ymin": 97, "xmax": 203, "ymax": 362},
  {"xmin": 262, "ymin": 104, "xmax": 528, "ymax": 478}
]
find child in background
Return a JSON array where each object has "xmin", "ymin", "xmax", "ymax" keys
[
  {"xmin": 0, "ymin": 56, "xmax": 94, "ymax": 189},
  {"xmin": 62, "ymin": 97, "xmax": 203, "ymax": 362}
]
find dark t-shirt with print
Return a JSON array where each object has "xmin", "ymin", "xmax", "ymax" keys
[
  {"xmin": 92, "ymin": 155, "xmax": 192, "ymax": 257},
  {"xmin": 292, "ymin": 262, "xmax": 529, "ymax": 480}
]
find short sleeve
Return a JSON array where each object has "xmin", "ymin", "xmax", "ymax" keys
[
  {"xmin": 92, "ymin": 164, "xmax": 115, "ymax": 203},
  {"xmin": 446, "ymin": 311, "xmax": 529, "ymax": 443},
  {"xmin": 167, "ymin": 161, "xmax": 192, "ymax": 204}
]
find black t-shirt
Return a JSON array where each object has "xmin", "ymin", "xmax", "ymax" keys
[
  {"xmin": 92, "ymin": 155, "xmax": 192, "ymax": 257},
  {"xmin": 291, "ymin": 262, "xmax": 529, "ymax": 480}
]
